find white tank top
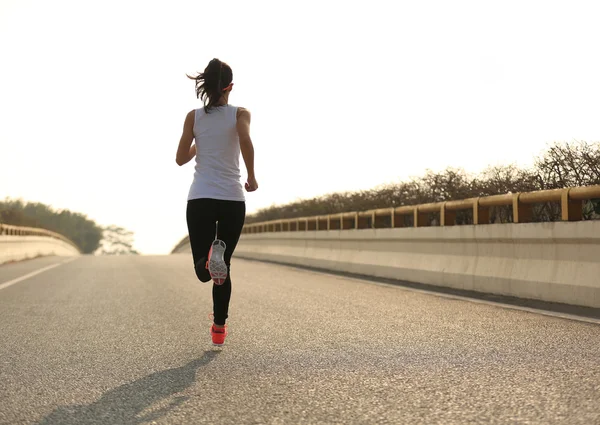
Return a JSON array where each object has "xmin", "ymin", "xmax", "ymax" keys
[{"xmin": 187, "ymin": 105, "xmax": 246, "ymax": 202}]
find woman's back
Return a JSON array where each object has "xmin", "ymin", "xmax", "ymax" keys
[{"xmin": 187, "ymin": 105, "xmax": 245, "ymax": 202}]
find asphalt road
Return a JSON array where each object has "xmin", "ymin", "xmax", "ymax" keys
[{"xmin": 0, "ymin": 255, "xmax": 599, "ymax": 425}]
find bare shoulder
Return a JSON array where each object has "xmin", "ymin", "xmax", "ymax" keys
[
  {"xmin": 185, "ymin": 109, "xmax": 196, "ymax": 123},
  {"xmin": 236, "ymin": 107, "xmax": 251, "ymax": 120},
  {"xmin": 181, "ymin": 109, "xmax": 196, "ymax": 132}
]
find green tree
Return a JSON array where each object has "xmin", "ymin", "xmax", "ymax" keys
[{"xmin": 1, "ymin": 198, "xmax": 104, "ymax": 253}]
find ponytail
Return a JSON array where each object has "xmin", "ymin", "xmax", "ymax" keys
[{"xmin": 187, "ymin": 58, "xmax": 233, "ymax": 113}]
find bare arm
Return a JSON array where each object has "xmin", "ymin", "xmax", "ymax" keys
[
  {"xmin": 236, "ymin": 107, "xmax": 258, "ymax": 191},
  {"xmin": 175, "ymin": 110, "xmax": 196, "ymax": 166}
]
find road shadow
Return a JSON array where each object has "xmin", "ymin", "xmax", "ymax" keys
[{"xmin": 36, "ymin": 350, "xmax": 220, "ymax": 425}]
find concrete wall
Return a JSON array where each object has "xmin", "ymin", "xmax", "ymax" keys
[
  {"xmin": 229, "ymin": 221, "xmax": 600, "ymax": 309},
  {"xmin": 174, "ymin": 242, "xmax": 191, "ymax": 254},
  {"xmin": 0, "ymin": 235, "xmax": 80, "ymax": 264}
]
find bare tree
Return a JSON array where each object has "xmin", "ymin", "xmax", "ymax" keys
[
  {"xmin": 95, "ymin": 225, "xmax": 139, "ymax": 255},
  {"xmin": 245, "ymin": 141, "xmax": 600, "ymax": 224}
]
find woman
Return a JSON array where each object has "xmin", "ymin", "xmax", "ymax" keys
[{"xmin": 176, "ymin": 58, "xmax": 258, "ymax": 346}]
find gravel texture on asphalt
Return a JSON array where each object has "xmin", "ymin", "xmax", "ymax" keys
[{"xmin": 0, "ymin": 255, "xmax": 598, "ymax": 425}]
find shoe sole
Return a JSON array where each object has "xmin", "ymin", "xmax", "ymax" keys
[{"xmin": 208, "ymin": 240, "xmax": 228, "ymax": 285}]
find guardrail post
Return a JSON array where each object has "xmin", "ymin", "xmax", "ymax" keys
[
  {"xmin": 441, "ymin": 203, "xmax": 456, "ymax": 226},
  {"xmin": 513, "ymin": 193, "xmax": 533, "ymax": 223},
  {"xmin": 473, "ymin": 198, "xmax": 490, "ymax": 225},
  {"xmin": 316, "ymin": 217, "xmax": 328, "ymax": 231},
  {"xmin": 561, "ymin": 188, "xmax": 583, "ymax": 221},
  {"xmin": 373, "ymin": 210, "xmax": 392, "ymax": 228},
  {"xmin": 341, "ymin": 215, "xmax": 352, "ymax": 230},
  {"xmin": 357, "ymin": 213, "xmax": 375, "ymax": 229},
  {"xmin": 414, "ymin": 209, "xmax": 428, "ymax": 227}
]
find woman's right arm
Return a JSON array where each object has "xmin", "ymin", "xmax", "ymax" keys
[
  {"xmin": 175, "ymin": 110, "xmax": 196, "ymax": 166},
  {"xmin": 236, "ymin": 107, "xmax": 258, "ymax": 192}
]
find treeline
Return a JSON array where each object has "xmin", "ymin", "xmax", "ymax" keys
[
  {"xmin": 0, "ymin": 199, "xmax": 102, "ymax": 253},
  {"xmin": 0, "ymin": 199, "xmax": 138, "ymax": 254},
  {"xmin": 247, "ymin": 141, "xmax": 600, "ymax": 225}
]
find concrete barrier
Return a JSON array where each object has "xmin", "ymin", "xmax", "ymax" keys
[
  {"xmin": 229, "ymin": 221, "xmax": 600, "ymax": 309},
  {"xmin": 0, "ymin": 235, "xmax": 80, "ymax": 264}
]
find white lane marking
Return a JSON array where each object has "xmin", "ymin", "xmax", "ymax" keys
[{"xmin": 0, "ymin": 257, "xmax": 77, "ymax": 291}]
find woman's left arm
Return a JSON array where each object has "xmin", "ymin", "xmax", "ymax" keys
[{"xmin": 175, "ymin": 110, "xmax": 196, "ymax": 166}]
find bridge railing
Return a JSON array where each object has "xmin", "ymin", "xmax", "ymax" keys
[
  {"xmin": 172, "ymin": 236, "xmax": 191, "ymax": 254},
  {"xmin": 0, "ymin": 223, "xmax": 80, "ymax": 252},
  {"xmin": 241, "ymin": 185, "xmax": 600, "ymax": 234}
]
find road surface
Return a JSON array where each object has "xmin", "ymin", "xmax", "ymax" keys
[{"xmin": 1, "ymin": 255, "xmax": 599, "ymax": 424}]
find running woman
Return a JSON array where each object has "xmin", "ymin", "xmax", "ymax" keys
[{"xmin": 176, "ymin": 58, "xmax": 258, "ymax": 346}]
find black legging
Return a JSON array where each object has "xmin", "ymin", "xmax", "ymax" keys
[{"xmin": 186, "ymin": 198, "xmax": 246, "ymax": 325}]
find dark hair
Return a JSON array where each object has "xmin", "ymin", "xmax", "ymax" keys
[{"xmin": 187, "ymin": 58, "xmax": 233, "ymax": 113}]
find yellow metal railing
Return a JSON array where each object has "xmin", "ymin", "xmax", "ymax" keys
[
  {"xmin": 0, "ymin": 223, "xmax": 80, "ymax": 251},
  {"xmin": 241, "ymin": 185, "xmax": 600, "ymax": 234}
]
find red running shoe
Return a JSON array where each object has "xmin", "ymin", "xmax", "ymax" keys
[{"xmin": 210, "ymin": 324, "xmax": 228, "ymax": 346}]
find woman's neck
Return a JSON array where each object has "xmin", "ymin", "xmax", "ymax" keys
[{"xmin": 216, "ymin": 94, "xmax": 229, "ymax": 106}]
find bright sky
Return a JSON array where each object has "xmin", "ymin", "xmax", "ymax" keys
[{"xmin": 1, "ymin": 0, "xmax": 600, "ymax": 254}]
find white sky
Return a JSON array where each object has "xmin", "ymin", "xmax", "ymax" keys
[{"xmin": 1, "ymin": 0, "xmax": 600, "ymax": 255}]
